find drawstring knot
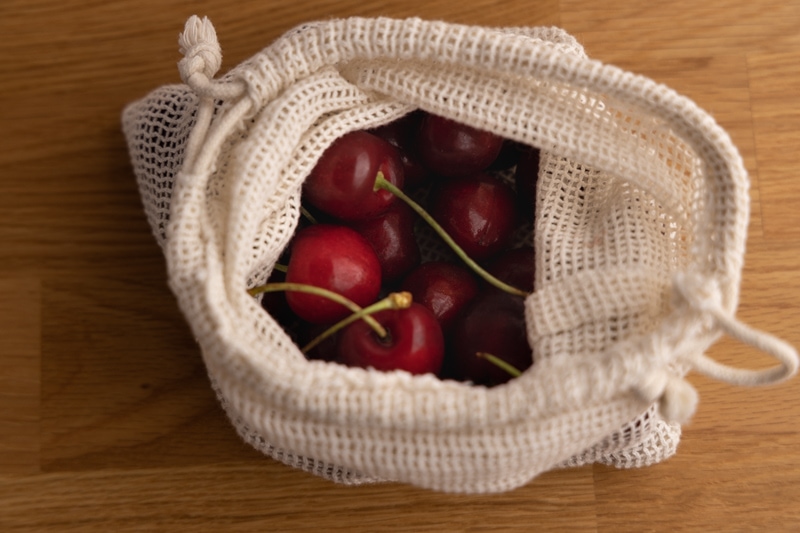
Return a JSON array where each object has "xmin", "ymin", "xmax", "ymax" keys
[
  {"xmin": 637, "ymin": 368, "xmax": 699, "ymax": 425},
  {"xmin": 178, "ymin": 15, "xmax": 223, "ymax": 85}
]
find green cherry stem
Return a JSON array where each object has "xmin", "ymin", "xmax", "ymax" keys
[
  {"xmin": 476, "ymin": 352, "xmax": 523, "ymax": 378},
  {"xmin": 301, "ymin": 291, "xmax": 413, "ymax": 354},
  {"xmin": 300, "ymin": 205, "xmax": 318, "ymax": 224},
  {"xmin": 247, "ymin": 282, "xmax": 386, "ymax": 338},
  {"xmin": 373, "ymin": 173, "xmax": 529, "ymax": 298}
]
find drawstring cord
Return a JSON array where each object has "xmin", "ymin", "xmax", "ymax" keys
[
  {"xmin": 673, "ymin": 272, "xmax": 799, "ymax": 385},
  {"xmin": 637, "ymin": 271, "xmax": 798, "ymax": 424},
  {"xmin": 177, "ymin": 16, "xmax": 248, "ymax": 173}
]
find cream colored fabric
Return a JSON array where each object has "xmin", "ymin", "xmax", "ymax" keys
[{"xmin": 121, "ymin": 16, "xmax": 797, "ymax": 493}]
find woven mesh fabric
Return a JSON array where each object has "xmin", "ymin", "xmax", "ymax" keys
[{"xmin": 121, "ymin": 17, "xmax": 751, "ymax": 493}]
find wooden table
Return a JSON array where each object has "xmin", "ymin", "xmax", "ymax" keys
[{"xmin": 2, "ymin": 1, "xmax": 799, "ymax": 530}]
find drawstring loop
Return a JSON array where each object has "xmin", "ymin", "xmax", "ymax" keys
[
  {"xmin": 673, "ymin": 271, "xmax": 799, "ymax": 386},
  {"xmin": 637, "ymin": 271, "xmax": 798, "ymax": 424}
]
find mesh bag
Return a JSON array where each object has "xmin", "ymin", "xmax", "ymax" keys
[{"xmin": 121, "ymin": 16, "xmax": 798, "ymax": 493}]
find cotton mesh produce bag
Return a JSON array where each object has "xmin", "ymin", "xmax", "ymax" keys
[{"xmin": 121, "ymin": 16, "xmax": 798, "ymax": 493}]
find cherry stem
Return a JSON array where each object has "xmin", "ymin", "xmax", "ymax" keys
[
  {"xmin": 476, "ymin": 352, "xmax": 523, "ymax": 378},
  {"xmin": 272, "ymin": 263, "xmax": 288, "ymax": 273},
  {"xmin": 247, "ymin": 282, "xmax": 386, "ymax": 338},
  {"xmin": 373, "ymin": 173, "xmax": 529, "ymax": 297},
  {"xmin": 300, "ymin": 205, "xmax": 318, "ymax": 224},
  {"xmin": 301, "ymin": 291, "xmax": 413, "ymax": 354}
]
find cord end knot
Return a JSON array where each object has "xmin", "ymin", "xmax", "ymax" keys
[
  {"xmin": 636, "ymin": 369, "xmax": 698, "ymax": 424},
  {"xmin": 178, "ymin": 15, "xmax": 222, "ymax": 84},
  {"xmin": 659, "ymin": 374, "xmax": 699, "ymax": 424}
]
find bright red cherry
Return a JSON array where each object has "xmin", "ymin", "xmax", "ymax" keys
[
  {"xmin": 416, "ymin": 113, "xmax": 504, "ymax": 178},
  {"xmin": 429, "ymin": 173, "xmax": 520, "ymax": 261},
  {"xmin": 303, "ymin": 130, "xmax": 404, "ymax": 221},
  {"xmin": 400, "ymin": 261, "xmax": 479, "ymax": 332},
  {"xmin": 285, "ymin": 224, "xmax": 382, "ymax": 324},
  {"xmin": 445, "ymin": 290, "xmax": 533, "ymax": 386},
  {"xmin": 337, "ymin": 303, "xmax": 445, "ymax": 376},
  {"xmin": 350, "ymin": 201, "xmax": 421, "ymax": 283}
]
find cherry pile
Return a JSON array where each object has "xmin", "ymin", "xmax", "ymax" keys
[{"xmin": 252, "ymin": 111, "xmax": 540, "ymax": 387}]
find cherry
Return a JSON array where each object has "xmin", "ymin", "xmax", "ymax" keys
[
  {"xmin": 416, "ymin": 113, "xmax": 504, "ymax": 178},
  {"xmin": 350, "ymin": 200, "xmax": 421, "ymax": 283},
  {"xmin": 400, "ymin": 261, "xmax": 479, "ymax": 332},
  {"xmin": 445, "ymin": 289, "xmax": 533, "ymax": 386},
  {"xmin": 514, "ymin": 146, "xmax": 540, "ymax": 221},
  {"xmin": 488, "ymin": 140, "xmax": 525, "ymax": 171},
  {"xmin": 373, "ymin": 173, "xmax": 528, "ymax": 297},
  {"xmin": 255, "ymin": 117, "xmax": 540, "ymax": 384},
  {"xmin": 284, "ymin": 224, "xmax": 382, "ymax": 324},
  {"xmin": 337, "ymin": 302, "xmax": 445, "ymax": 376},
  {"xmin": 369, "ymin": 111, "xmax": 428, "ymax": 188},
  {"xmin": 429, "ymin": 173, "xmax": 519, "ymax": 261},
  {"xmin": 485, "ymin": 246, "xmax": 535, "ymax": 294},
  {"xmin": 303, "ymin": 130, "xmax": 404, "ymax": 221}
]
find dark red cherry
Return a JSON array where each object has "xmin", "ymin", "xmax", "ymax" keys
[
  {"xmin": 370, "ymin": 111, "xmax": 428, "ymax": 188},
  {"xmin": 445, "ymin": 290, "xmax": 533, "ymax": 386},
  {"xmin": 514, "ymin": 146, "xmax": 540, "ymax": 221},
  {"xmin": 400, "ymin": 261, "xmax": 479, "ymax": 332},
  {"xmin": 350, "ymin": 201, "xmax": 421, "ymax": 283},
  {"xmin": 303, "ymin": 130, "xmax": 404, "ymax": 221},
  {"xmin": 485, "ymin": 246, "xmax": 535, "ymax": 294},
  {"xmin": 337, "ymin": 303, "xmax": 445, "ymax": 376},
  {"xmin": 429, "ymin": 173, "xmax": 519, "ymax": 261},
  {"xmin": 488, "ymin": 140, "xmax": 525, "ymax": 171},
  {"xmin": 285, "ymin": 224, "xmax": 382, "ymax": 324},
  {"xmin": 299, "ymin": 322, "xmax": 340, "ymax": 362},
  {"xmin": 417, "ymin": 113, "xmax": 504, "ymax": 178}
]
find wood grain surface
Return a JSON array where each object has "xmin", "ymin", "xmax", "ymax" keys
[{"xmin": 2, "ymin": 1, "xmax": 799, "ymax": 531}]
